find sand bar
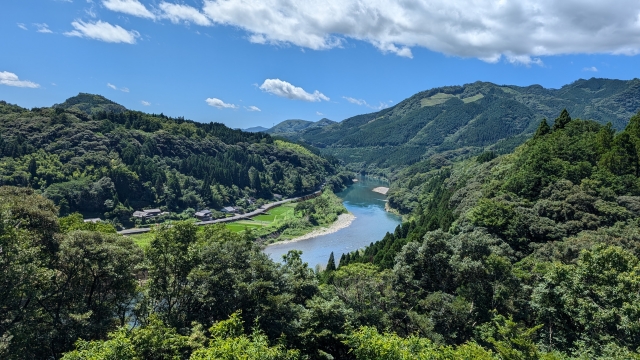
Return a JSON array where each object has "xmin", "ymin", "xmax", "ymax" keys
[
  {"xmin": 372, "ymin": 187, "xmax": 389, "ymax": 195},
  {"xmin": 266, "ymin": 213, "xmax": 356, "ymax": 246}
]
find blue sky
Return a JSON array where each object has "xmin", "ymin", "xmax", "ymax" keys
[{"xmin": 2, "ymin": 0, "xmax": 640, "ymax": 129}]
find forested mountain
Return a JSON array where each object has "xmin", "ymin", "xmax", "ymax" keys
[
  {"xmin": 5, "ymin": 110, "xmax": 640, "ymax": 359},
  {"xmin": 266, "ymin": 118, "xmax": 335, "ymax": 137},
  {"xmin": 0, "ymin": 94, "xmax": 344, "ymax": 226},
  {"xmin": 338, "ymin": 110, "xmax": 640, "ymax": 357},
  {"xmin": 287, "ymin": 78, "xmax": 640, "ymax": 173}
]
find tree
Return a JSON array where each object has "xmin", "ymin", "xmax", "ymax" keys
[
  {"xmin": 534, "ymin": 119, "xmax": 551, "ymax": 138},
  {"xmin": 552, "ymin": 109, "xmax": 571, "ymax": 131},
  {"xmin": 326, "ymin": 252, "xmax": 336, "ymax": 272}
]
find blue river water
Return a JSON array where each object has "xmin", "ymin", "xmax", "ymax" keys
[{"xmin": 264, "ymin": 177, "xmax": 402, "ymax": 269}]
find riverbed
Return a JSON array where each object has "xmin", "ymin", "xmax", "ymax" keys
[{"xmin": 264, "ymin": 177, "xmax": 402, "ymax": 268}]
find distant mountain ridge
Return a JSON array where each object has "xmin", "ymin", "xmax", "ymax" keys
[
  {"xmin": 282, "ymin": 78, "xmax": 640, "ymax": 171},
  {"xmin": 266, "ymin": 118, "xmax": 335, "ymax": 136},
  {"xmin": 243, "ymin": 126, "xmax": 270, "ymax": 133}
]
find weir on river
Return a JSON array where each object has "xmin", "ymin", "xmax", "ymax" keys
[{"xmin": 264, "ymin": 177, "xmax": 402, "ymax": 268}]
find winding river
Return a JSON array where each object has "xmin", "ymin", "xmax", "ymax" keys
[{"xmin": 264, "ymin": 177, "xmax": 402, "ymax": 268}]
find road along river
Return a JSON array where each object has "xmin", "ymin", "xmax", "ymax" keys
[{"xmin": 264, "ymin": 177, "xmax": 402, "ymax": 268}]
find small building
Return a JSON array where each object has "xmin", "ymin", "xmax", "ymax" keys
[
  {"xmin": 133, "ymin": 208, "xmax": 163, "ymax": 219},
  {"xmin": 132, "ymin": 211, "xmax": 147, "ymax": 219},
  {"xmin": 221, "ymin": 206, "xmax": 238, "ymax": 214},
  {"xmin": 195, "ymin": 209, "xmax": 212, "ymax": 221},
  {"xmin": 83, "ymin": 218, "xmax": 102, "ymax": 223},
  {"xmin": 144, "ymin": 209, "xmax": 162, "ymax": 216}
]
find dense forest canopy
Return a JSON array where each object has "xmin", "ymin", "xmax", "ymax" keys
[
  {"xmin": 0, "ymin": 94, "xmax": 349, "ymax": 227},
  {"xmin": 3, "ymin": 108, "xmax": 640, "ymax": 359}
]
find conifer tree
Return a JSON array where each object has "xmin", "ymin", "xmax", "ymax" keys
[
  {"xmin": 326, "ymin": 252, "xmax": 336, "ymax": 272},
  {"xmin": 534, "ymin": 119, "xmax": 550, "ymax": 138},
  {"xmin": 552, "ymin": 109, "xmax": 572, "ymax": 130}
]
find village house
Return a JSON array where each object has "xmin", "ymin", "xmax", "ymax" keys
[
  {"xmin": 194, "ymin": 209, "xmax": 212, "ymax": 221},
  {"xmin": 132, "ymin": 208, "xmax": 162, "ymax": 219},
  {"xmin": 83, "ymin": 218, "xmax": 102, "ymax": 223},
  {"xmin": 221, "ymin": 206, "xmax": 239, "ymax": 214}
]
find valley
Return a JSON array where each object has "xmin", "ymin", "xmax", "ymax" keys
[{"xmin": 3, "ymin": 79, "xmax": 640, "ymax": 359}]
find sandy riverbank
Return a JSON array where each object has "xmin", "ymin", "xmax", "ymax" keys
[
  {"xmin": 372, "ymin": 186, "xmax": 389, "ymax": 195},
  {"xmin": 266, "ymin": 213, "xmax": 356, "ymax": 246}
]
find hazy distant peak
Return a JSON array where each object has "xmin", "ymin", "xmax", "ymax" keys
[{"xmin": 266, "ymin": 118, "xmax": 335, "ymax": 135}]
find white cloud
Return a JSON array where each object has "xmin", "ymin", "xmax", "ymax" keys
[
  {"xmin": 102, "ymin": 0, "xmax": 155, "ymax": 19},
  {"xmin": 159, "ymin": 2, "xmax": 211, "ymax": 26},
  {"xmin": 120, "ymin": 87, "xmax": 129, "ymax": 92},
  {"xmin": 17, "ymin": 23, "xmax": 27, "ymax": 30},
  {"xmin": 259, "ymin": 79, "xmax": 329, "ymax": 102},
  {"xmin": 245, "ymin": 105, "xmax": 261, "ymax": 112},
  {"xmin": 107, "ymin": 82, "xmax": 117, "ymax": 89},
  {"xmin": 35, "ymin": 23, "xmax": 53, "ymax": 33},
  {"xmin": 86, "ymin": 6, "xmax": 97, "ymax": 18},
  {"xmin": 343, "ymin": 96, "xmax": 391, "ymax": 110},
  {"xmin": 583, "ymin": 66, "xmax": 599, "ymax": 72},
  {"xmin": 0, "ymin": 71, "xmax": 40, "ymax": 88},
  {"xmin": 205, "ymin": 98, "xmax": 238, "ymax": 109},
  {"xmin": 141, "ymin": 100, "xmax": 151, "ymax": 106},
  {"xmin": 197, "ymin": 0, "xmax": 640, "ymax": 62},
  {"xmin": 316, "ymin": 111, "xmax": 324, "ymax": 116},
  {"xmin": 65, "ymin": 20, "xmax": 139, "ymax": 44},
  {"xmin": 343, "ymin": 96, "xmax": 367, "ymax": 106}
]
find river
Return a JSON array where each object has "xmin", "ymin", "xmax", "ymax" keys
[{"xmin": 264, "ymin": 177, "xmax": 402, "ymax": 268}]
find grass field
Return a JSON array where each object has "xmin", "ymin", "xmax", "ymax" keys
[
  {"xmin": 252, "ymin": 204, "xmax": 295, "ymax": 222},
  {"xmin": 226, "ymin": 203, "xmax": 296, "ymax": 233},
  {"xmin": 130, "ymin": 232, "xmax": 154, "ymax": 248}
]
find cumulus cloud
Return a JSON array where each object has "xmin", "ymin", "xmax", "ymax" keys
[
  {"xmin": 259, "ymin": 79, "xmax": 329, "ymax": 102},
  {"xmin": 65, "ymin": 20, "xmax": 139, "ymax": 43},
  {"xmin": 17, "ymin": 23, "xmax": 27, "ymax": 30},
  {"xmin": 141, "ymin": 100, "xmax": 151, "ymax": 106},
  {"xmin": 316, "ymin": 111, "xmax": 324, "ymax": 116},
  {"xmin": 35, "ymin": 23, "xmax": 53, "ymax": 33},
  {"xmin": 107, "ymin": 83, "xmax": 117, "ymax": 89},
  {"xmin": 159, "ymin": 2, "xmax": 211, "ymax": 26},
  {"xmin": 0, "ymin": 71, "xmax": 40, "ymax": 88},
  {"xmin": 102, "ymin": 0, "xmax": 155, "ymax": 19},
  {"xmin": 583, "ymin": 66, "xmax": 599, "ymax": 72},
  {"xmin": 245, "ymin": 105, "xmax": 261, "ymax": 112},
  {"xmin": 195, "ymin": 0, "xmax": 640, "ymax": 63},
  {"xmin": 206, "ymin": 98, "xmax": 238, "ymax": 109}
]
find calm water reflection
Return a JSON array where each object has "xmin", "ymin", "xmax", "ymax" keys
[{"xmin": 264, "ymin": 177, "xmax": 402, "ymax": 268}]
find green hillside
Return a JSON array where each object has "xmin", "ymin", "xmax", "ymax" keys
[
  {"xmin": 288, "ymin": 78, "xmax": 640, "ymax": 173},
  {"xmin": 0, "ymin": 94, "xmax": 344, "ymax": 227}
]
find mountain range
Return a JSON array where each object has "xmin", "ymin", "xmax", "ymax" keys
[{"xmin": 275, "ymin": 78, "xmax": 640, "ymax": 172}]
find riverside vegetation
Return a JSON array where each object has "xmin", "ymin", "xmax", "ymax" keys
[{"xmin": 3, "ymin": 82, "xmax": 640, "ymax": 358}]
